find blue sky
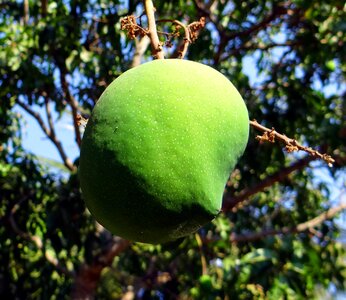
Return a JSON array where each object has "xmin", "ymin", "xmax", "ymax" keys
[{"xmin": 17, "ymin": 104, "xmax": 80, "ymax": 164}]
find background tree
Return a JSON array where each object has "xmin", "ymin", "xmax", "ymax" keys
[{"xmin": 0, "ymin": 0, "xmax": 345, "ymax": 299}]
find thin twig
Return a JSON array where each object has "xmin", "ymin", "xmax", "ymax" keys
[
  {"xmin": 195, "ymin": 233, "xmax": 208, "ymax": 276},
  {"xmin": 250, "ymin": 120, "xmax": 335, "ymax": 166},
  {"xmin": 227, "ymin": 2, "xmax": 290, "ymax": 41},
  {"xmin": 16, "ymin": 99, "xmax": 76, "ymax": 171},
  {"xmin": 156, "ymin": 17, "xmax": 205, "ymax": 59},
  {"xmin": 143, "ymin": 0, "xmax": 164, "ymax": 59},
  {"xmin": 59, "ymin": 71, "xmax": 82, "ymax": 148},
  {"xmin": 192, "ymin": 0, "xmax": 220, "ymax": 30},
  {"xmin": 131, "ymin": 35, "xmax": 151, "ymax": 68},
  {"xmin": 156, "ymin": 19, "xmax": 191, "ymax": 59},
  {"xmin": 45, "ymin": 97, "xmax": 55, "ymax": 134},
  {"xmin": 220, "ymin": 40, "xmax": 299, "ymax": 62},
  {"xmin": 23, "ymin": 0, "xmax": 29, "ymax": 24},
  {"xmin": 41, "ymin": 0, "xmax": 47, "ymax": 16},
  {"xmin": 211, "ymin": 2, "xmax": 291, "ymax": 65},
  {"xmin": 230, "ymin": 202, "xmax": 346, "ymax": 243},
  {"xmin": 296, "ymin": 203, "xmax": 346, "ymax": 231},
  {"xmin": 222, "ymin": 155, "xmax": 314, "ymax": 211}
]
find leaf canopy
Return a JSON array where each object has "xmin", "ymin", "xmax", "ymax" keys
[{"xmin": 0, "ymin": 0, "xmax": 345, "ymax": 299}]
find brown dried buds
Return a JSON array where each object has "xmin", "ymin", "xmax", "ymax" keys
[
  {"xmin": 120, "ymin": 13, "xmax": 206, "ymax": 59},
  {"xmin": 251, "ymin": 120, "xmax": 335, "ymax": 166},
  {"xmin": 121, "ymin": 15, "xmax": 147, "ymax": 39}
]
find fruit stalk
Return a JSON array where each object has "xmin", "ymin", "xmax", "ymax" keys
[{"xmin": 144, "ymin": 0, "xmax": 165, "ymax": 59}]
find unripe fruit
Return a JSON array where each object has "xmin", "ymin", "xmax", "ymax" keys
[{"xmin": 79, "ymin": 59, "xmax": 249, "ymax": 244}]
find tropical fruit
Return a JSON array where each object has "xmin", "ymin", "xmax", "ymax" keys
[{"xmin": 79, "ymin": 59, "xmax": 249, "ymax": 244}]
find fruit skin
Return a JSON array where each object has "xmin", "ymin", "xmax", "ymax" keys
[{"xmin": 79, "ymin": 59, "xmax": 249, "ymax": 244}]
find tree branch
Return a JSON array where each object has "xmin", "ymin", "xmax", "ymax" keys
[
  {"xmin": 220, "ymin": 40, "xmax": 299, "ymax": 62},
  {"xmin": 176, "ymin": 20, "xmax": 191, "ymax": 59},
  {"xmin": 44, "ymin": 97, "xmax": 55, "ymax": 135},
  {"xmin": 155, "ymin": 17, "xmax": 205, "ymax": 59},
  {"xmin": 144, "ymin": 0, "xmax": 164, "ymax": 59},
  {"xmin": 131, "ymin": 35, "xmax": 151, "ymax": 68},
  {"xmin": 195, "ymin": 233, "xmax": 208, "ymax": 276},
  {"xmin": 222, "ymin": 155, "xmax": 314, "ymax": 211},
  {"xmin": 230, "ymin": 202, "xmax": 346, "ymax": 243},
  {"xmin": 227, "ymin": 2, "xmax": 290, "ymax": 41},
  {"xmin": 156, "ymin": 19, "xmax": 191, "ymax": 59},
  {"xmin": 16, "ymin": 99, "xmax": 76, "ymax": 172},
  {"xmin": 59, "ymin": 72, "xmax": 82, "ymax": 148},
  {"xmin": 209, "ymin": 2, "xmax": 291, "ymax": 65},
  {"xmin": 250, "ymin": 120, "xmax": 335, "ymax": 166},
  {"xmin": 23, "ymin": 0, "xmax": 29, "ymax": 25},
  {"xmin": 71, "ymin": 237, "xmax": 131, "ymax": 299},
  {"xmin": 41, "ymin": 0, "xmax": 47, "ymax": 16}
]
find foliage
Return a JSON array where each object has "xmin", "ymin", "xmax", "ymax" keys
[{"xmin": 0, "ymin": 0, "xmax": 345, "ymax": 299}]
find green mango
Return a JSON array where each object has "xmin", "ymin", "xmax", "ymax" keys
[{"xmin": 79, "ymin": 59, "xmax": 249, "ymax": 244}]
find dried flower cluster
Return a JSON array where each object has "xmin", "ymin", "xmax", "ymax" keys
[
  {"xmin": 120, "ymin": 15, "xmax": 147, "ymax": 39},
  {"xmin": 188, "ymin": 17, "xmax": 206, "ymax": 42},
  {"xmin": 120, "ymin": 13, "xmax": 205, "ymax": 59}
]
